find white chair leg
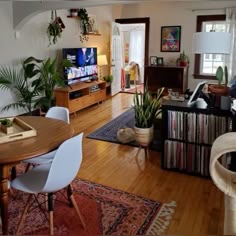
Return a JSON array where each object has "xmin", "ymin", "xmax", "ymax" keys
[{"xmin": 15, "ymin": 194, "xmax": 33, "ymax": 235}]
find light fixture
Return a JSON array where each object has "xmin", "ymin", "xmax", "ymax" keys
[
  {"xmin": 97, "ymin": 54, "xmax": 108, "ymax": 80},
  {"xmin": 191, "ymin": 31, "xmax": 232, "ymax": 108},
  {"xmin": 192, "ymin": 32, "xmax": 232, "ymax": 54}
]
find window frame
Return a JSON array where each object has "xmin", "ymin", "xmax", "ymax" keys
[{"xmin": 193, "ymin": 14, "xmax": 226, "ymax": 80}]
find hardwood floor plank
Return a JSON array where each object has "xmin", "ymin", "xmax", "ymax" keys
[{"xmin": 71, "ymin": 93, "xmax": 224, "ymax": 235}]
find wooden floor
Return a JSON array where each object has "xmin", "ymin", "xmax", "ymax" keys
[{"xmin": 71, "ymin": 93, "xmax": 224, "ymax": 236}]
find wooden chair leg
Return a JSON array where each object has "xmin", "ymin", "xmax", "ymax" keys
[
  {"xmin": 70, "ymin": 194, "xmax": 86, "ymax": 229},
  {"xmin": 48, "ymin": 193, "xmax": 54, "ymax": 235},
  {"xmin": 67, "ymin": 184, "xmax": 85, "ymax": 228},
  {"xmin": 15, "ymin": 194, "xmax": 33, "ymax": 235},
  {"xmin": 24, "ymin": 163, "xmax": 32, "ymax": 173},
  {"xmin": 49, "ymin": 211, "xmax": 54, "ymax": 235}
]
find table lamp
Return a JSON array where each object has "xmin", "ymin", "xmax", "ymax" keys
[
  {"xmin": 192, "ymin": 32, "xmax": 231, "ymax": 54},
  {"xmin": 97, "ymin": 54, "xmax": 108, "ymax": 80},
  {"xmin": 192, "ymin": 31, "xmax": 232, "ymax": 106}
]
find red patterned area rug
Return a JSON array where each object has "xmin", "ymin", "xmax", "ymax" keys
[
  {"xmin": 121, "ymin": 84, "xmax": 144, "ymax": 94},
  {"xmin": 6, "ymin": 178, "xmax": 176, "ymax": 235}
]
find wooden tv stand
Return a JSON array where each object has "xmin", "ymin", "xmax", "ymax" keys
[{"xmin": 54, "ymin": 80, "xmax": 107, "ymax": 113}]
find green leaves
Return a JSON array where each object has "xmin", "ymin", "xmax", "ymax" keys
[
  {"xmin": 132, "ymin": 87, "xmax": 164, "ymax": 128},
  {"xmin": 216, "ymin": 66, "xmax": 224, "ymax": 86},
  {"xmin": 0, "ymin": 56, "xmax": 68, "ymax": 114}
]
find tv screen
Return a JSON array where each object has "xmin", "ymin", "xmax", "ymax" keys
[{"xmin": 63, "ymin": 47, "xmax": 98, "ymax": 84}]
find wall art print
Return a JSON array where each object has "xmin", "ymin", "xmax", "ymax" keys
[{"xmin": 161, "ymin": 26, "xmax": 181, "ymax": 52}]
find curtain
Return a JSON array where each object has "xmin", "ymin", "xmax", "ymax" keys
[
  {"xmin": 129, "ymin": 29, "xmax": 145, "ymax": 83},
  {"xmin": 226, "ymin": 8, "xmax": 236, "ymax": 82}
]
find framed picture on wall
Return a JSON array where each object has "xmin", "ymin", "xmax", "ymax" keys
[
  {"xmin": 161, "ymin": 26, "xmax": 181, "ymax": 52},
  {"xmin": 150, "ymin": 56, "xmax": 157, "ymax": 65}
]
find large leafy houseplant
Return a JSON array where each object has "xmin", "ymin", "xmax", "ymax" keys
[
  {"xmin": 0, "ymin": 58, "xmax": 42, "ymax": 114},
  {"xmin": 0, "ymin": 56, "xmax": 72, "ymax": 114},
  {"xmin": 132, "ymin": 86, "xmax": 164, "ymax": 128},
  {"xmin": 25, "ymin": 56, "xmax": 72, "ymax": 112}
]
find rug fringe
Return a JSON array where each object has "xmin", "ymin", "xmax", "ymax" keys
[{"xmin": 146, "ymin": 201, "xmax": 177, "ymax": 235}]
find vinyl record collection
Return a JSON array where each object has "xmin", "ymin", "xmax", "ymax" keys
[{"xmin": 163, "ymin": 111, "xmax": 232, "ymax": 177}]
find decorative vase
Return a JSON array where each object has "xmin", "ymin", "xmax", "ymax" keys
[{"xmin": 134, "ymin": 126, "xmax": 154, "ymax": 147}]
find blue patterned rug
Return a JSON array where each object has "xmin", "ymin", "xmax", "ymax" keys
[{"xmin": 87, "ymin": 108, "xmax": 161, "ymax": 151}]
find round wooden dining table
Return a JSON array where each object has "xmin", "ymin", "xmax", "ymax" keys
[{"xmin": 0, "ymin": 116, "xmax": 74, "ymax": 235}]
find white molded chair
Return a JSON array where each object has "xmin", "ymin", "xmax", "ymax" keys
[
  {"xmin": 210, "ymin": 132, "xmax": 236, "ymax": 235},
  {"xmin": 11, "ymin": 133, "xmax": 85, "ymax": 235},
  {"xmin": 24, "ymin": 106, "xmax": 70, "ymax": 166}
]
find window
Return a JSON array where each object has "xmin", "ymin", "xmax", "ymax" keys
[{"xmin": 194, "ymin": 15, "xmax": 226, "ymax": 80}]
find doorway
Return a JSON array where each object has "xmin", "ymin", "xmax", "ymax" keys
[{"xmin": 115, "ymin": 18, "xmax": 150, "ymax": 93}]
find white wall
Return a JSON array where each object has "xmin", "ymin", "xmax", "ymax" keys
[
  {"xmin": 114, "ymin": 1, "xmax": 236, "ymax": 90},
  {"xmin": 0, "ymin": 2, "xmax": 112, "ymax": 117}
]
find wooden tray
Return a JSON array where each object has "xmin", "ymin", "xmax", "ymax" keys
[{"xmin": 0, "ymin": 117, "xmax": 37, "ymax": 144}]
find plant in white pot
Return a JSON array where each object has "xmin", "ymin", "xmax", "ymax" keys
[{"xmin": 132, "ymin": 86, "xmax": 164, "ymax": 147}]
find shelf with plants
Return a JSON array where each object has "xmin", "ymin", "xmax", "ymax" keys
[{"xmin": 67, "ymin": 8, "xmax": 101, "ymax": 42}]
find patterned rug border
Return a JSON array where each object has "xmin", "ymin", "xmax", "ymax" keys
[{"xmin": 78, "ymin": 178, "xmax": 177, "ymax": 235}]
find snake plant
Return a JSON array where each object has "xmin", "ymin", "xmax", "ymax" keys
[{"xmin": 132, "ymin": 86, "xmax": 164, "ymax": 128}]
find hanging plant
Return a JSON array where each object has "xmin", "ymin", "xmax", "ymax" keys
[
  {"xmin": 77, "ymin": 8, "xmax": 90, "ymax": 42},
  {"xmin": 47, "ymin": 10, "xmax": 65, "ymax": 46}
]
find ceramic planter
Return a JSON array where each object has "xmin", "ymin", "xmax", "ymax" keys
[{"xmin": 134, "ymin": 126, "xmax": 154, "ymax": 147}]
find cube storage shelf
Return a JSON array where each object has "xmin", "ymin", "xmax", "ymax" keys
[
  {"xmin": 161, "ymin": 99, "xmax": 233, "ymax": 178},
  {"xmin": 54, "ymin": 80, "xmax": 107, "ymax": 114}
]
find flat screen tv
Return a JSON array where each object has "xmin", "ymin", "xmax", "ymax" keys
[{"xmin": 62, "ymin": 47, "xmax": 98, "ymax": 85}]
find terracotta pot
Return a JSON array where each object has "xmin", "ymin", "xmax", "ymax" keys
[
  {"xmin": 208, "ymin": 85, "xmax": 229, "ymax": 96},
  {"xmin": 179, "ymin": 61, "xmax": 188, "ymax": 67},
  {"xmin": 134, "ymin": 126, "xmax": 154, "ymax": 147}
]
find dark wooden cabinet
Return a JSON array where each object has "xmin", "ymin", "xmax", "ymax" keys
[
  {"xmin": 161, "ymin": 99, "xmax": 233, "ymax": 177},
  {"xmin": 145, "ymin": 65, "xmax": 188, "ymax": 93}
]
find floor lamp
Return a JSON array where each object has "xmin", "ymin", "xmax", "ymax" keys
[
  {"xmin": 97, "ymin": 54, "xmax": 108, "ymax": 80},
  {"xmin": 193, "ymin": 31, "xmax": 234, "ymax": 235}
]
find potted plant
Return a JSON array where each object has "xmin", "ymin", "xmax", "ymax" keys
[
  {"xmin": 24, "ymin": 56, "xmax": 73, "ymax": 112},
  {"xmin": 132, "ymin": 86, "xmax": 164, "ymax": 146},
  {"xmin": 77, "ymin": 8, "xmax": 90, "ymax": 42},
  {"xmin": 0, "ymin": 118, "xmax": 13, "ymax": 134},
  {"xmin": 208, "ymin": 65, "xmax": 229, "ymax": 95},
  {"xmin": 0, "ymin": 58, "xmax": 42, "ymax": 114},
  {"xmin": 70, "ymin": 9, "xmax": 78, "ymax": 17},
  {"xmin": 176, "ymin": 51, "xmax": 190, "ymax": 67},
  {"xmin": 47, "ymin": 10, "xmax": 65, "ymax": 46},
  {"xmin": 103, "ymin": 75, "xmax": 113, "ymax": 84},
  {"xmin": 0, "ymin": 56, "xmax": 73, "ymax": 115}
]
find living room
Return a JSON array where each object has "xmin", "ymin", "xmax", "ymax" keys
[{"xmin": 0, "ymin": 0, "xmax": 236, "ymax": 235}]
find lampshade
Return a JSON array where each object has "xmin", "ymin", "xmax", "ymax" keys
[
  {"xmin": 97, "ymin": 54, "xmax": 108, "ymax": 66},
  {"xmin": 192, "ymin": 32, "xmax": 232, "ymax": 54}
]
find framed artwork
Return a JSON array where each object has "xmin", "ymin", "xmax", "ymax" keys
[
  {"xmin": 157, "ymin": 57, "xmax": 164, "ymax": 65},
  {"xmin": 150, "ymin": 56, "xmax": 157, "ymax": 65},
  {"xmin": 161, "ymin": 26, "xmax": 181, "ymax": 52}
]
